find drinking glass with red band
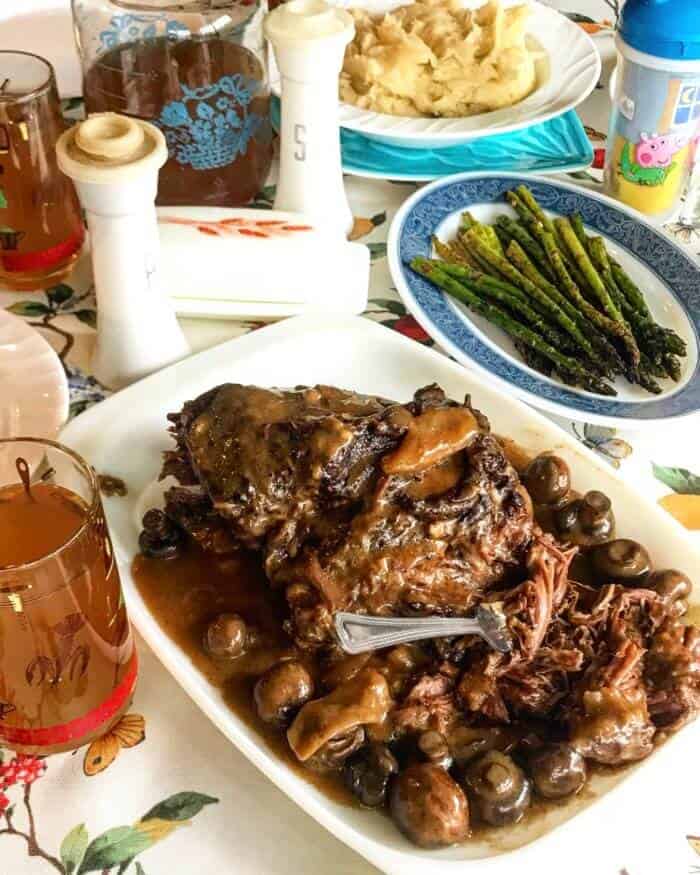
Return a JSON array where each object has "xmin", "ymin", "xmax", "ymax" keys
[
  {"xmin": 0, "ymin": 53, "xmax": 84, "ymax": 291},
  {"xmin": 0, "ymin": 439, "xmax": 136, "ymax": 755}
]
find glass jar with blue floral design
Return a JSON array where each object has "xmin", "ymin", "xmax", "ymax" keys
[{"xmin": 72, "ymin": 0, "xmax": 273, "ymax": 205}]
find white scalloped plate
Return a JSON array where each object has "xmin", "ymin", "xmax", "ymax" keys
[
  {"xmin": 272, "ymin": 0, "xmax": 601, "ymax": 149},
  {"xmin": 0, "ymin": 309, "xmax": 69, "ymax": 439}
]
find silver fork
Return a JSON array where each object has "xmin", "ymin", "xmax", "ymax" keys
[{"xmin": 334, "ymin": 605, "xmax": 511, "ymax": 655}]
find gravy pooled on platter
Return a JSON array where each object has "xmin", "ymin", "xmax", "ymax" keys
[
  {"xmin": 134, "ymin": 382, "xmax": 700, "ymax": 848},
  {"xmin": 132, "ymin": 545, "xmax": 353, "ymax": 804}
]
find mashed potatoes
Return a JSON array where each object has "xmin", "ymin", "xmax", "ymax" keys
[{"xmin": 340, "ymin": 0, "xmax": 538, "ymax": 118}]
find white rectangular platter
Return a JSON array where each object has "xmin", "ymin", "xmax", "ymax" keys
[{"xmin": 61, "ymin": 315, "xmax": 700, "ymax": 875}]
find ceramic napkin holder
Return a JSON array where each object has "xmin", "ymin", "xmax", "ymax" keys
[{"xmin": 156, "ymin": 207, "xmax": 370, "ymax": 320}]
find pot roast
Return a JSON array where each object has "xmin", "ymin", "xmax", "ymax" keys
[
  {"xmin": 158, "ymin": 383, "xmax": 700, "ymax": 777},
  {"xmin": 161, "ymin": 383, "xmax": 535, "ymax": 648}
]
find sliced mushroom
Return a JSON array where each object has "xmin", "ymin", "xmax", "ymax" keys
[
  {"xmin": 287, "ymin": 668, "xmax": 392, "ymax": 763},
  {"xmin": 382, "ymin": 407, "xmax": 479, "ymax": 476},
  {"xmin": 306, "ymin": 726, "xmax": 366, "ymax": 772}
]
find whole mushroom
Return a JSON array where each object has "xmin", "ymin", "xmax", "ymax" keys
[
  {"xmin": 528, "ymin": 743, "xmax": 587, "ymax": 800},
  {"xmin": 204, "ymin": 613, "xmax": 249, "ymax": 660},
  {"xmin": 464, "ymin": 751, "xmax": 531, "ymax": 827},
  {"xmin": 321, "ymin": 654, "xmax": 371, "ymax": 692},
  {"xmin": 139, "ymin": 509, "xmax": 183, "ymax": 559},
  {"xmin": 648, "ymin": 569, "xmax": 692, "ymax": 616},
  {"xmin": 448, "ymin": 726, "xmax": 513, "ymax": 766},
  {"xmin": 417, "ymin": 731, "xmax": 453, "ymax": 770},
  {"xmin": 344, "ymin": 742, "xmax": 398, "ymax": 807},
  {"xmin": 253, "ymin": 659, "xmax": 314, "ymax": 726},
  {"xmin": 522, "ymin": 454, "xmax": 571, "ymax": 506},
  {"xmin": 554, "ymin": 491, "xmax": 615, "ymax": 546},
  {"xmin": 389, "ymin": 763, "xmax": 470, "ymax": 848},
  {"xmin": 590, "ymin": 539, "xmax": 651, "ymax": 586}
]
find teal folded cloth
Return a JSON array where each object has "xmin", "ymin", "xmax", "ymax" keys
[{"xmin": 270, "ymin": 98, "xmax": 593, "ymax": 180}]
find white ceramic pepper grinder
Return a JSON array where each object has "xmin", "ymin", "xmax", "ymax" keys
[
  {"xmin": 56, "ymin": 113, "xmax": 190, "ymax": 389},
  {"xmin": 265, "ymin": 0, "xmax": 355, "ymax": 238}
]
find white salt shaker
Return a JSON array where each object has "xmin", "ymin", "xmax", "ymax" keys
[
  {"xmin": 56, "ymin": 113, "xmax": 190, "ymax": 389},
  {"xmin": 265, "ymin": 0, "xmax": 355, "ymax": 237}
]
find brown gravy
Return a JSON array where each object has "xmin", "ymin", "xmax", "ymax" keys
[
  {"xmin": 131, "ymin": 526, "xmax": 636, "ymax": 840},
  {"xmin": 132, "ymin": 435, "xmax": 538, "ymax": 807},
  {"xmin": 132, "ymin": 545, "xmax": 355, "ymax": 804}
]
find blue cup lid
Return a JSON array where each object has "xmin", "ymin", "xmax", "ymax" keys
[{"xmin": 619, "ymin": 0, "xmax": 700, "ymax": 61}]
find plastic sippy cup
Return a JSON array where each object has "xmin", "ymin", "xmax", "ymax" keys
[{"xmin": 605, "ymin": 0, "xmax": 700, "ymax": 223}]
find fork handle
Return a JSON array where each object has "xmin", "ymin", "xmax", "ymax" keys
[{"xmin": 334, "ymin": 612, "xmax": 487, "ymax": 655}]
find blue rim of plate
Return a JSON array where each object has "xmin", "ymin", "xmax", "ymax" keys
[
  {"xmin": 388, "ymin": 173, "xmax": 700, "ymax": 425},
  {"xmin": 269, "ymin": 98, "xmax": 593, "ymax": 181}
]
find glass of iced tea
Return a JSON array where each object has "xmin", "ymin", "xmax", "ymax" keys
[
  {"xmin": 0, "ymin": 53, "xmax": 85, "ymax": 291},
  {"xmin": 0, "ymin": 439, "xmax": 136, "ymax": 755}
]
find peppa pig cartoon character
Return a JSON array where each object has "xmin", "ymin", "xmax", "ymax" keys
[
  {"xmin": 621, "ymin": 131, "xmax": 690, "ymax": 186},
  {"xmin": 635, "ymin": 132, "xmax": 688, "ymax": 167}
]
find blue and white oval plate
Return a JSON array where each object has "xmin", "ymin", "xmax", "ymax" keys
[{"xmin": 388, "ymin": 173, "xmax": 700, "ymax": 428}]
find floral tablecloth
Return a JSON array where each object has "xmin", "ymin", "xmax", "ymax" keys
[{"xmin": 3, "ymin": 2, "xmax": 700, "ymax": 873}]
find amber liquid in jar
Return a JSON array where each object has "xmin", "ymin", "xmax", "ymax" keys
[
  {"xmin": 83, "ymin": 37, "xmax": 273, "ymax": 206},
  {"xmin": 0, "ymin": 481, "xmax": 135, "ymax": 755}
]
